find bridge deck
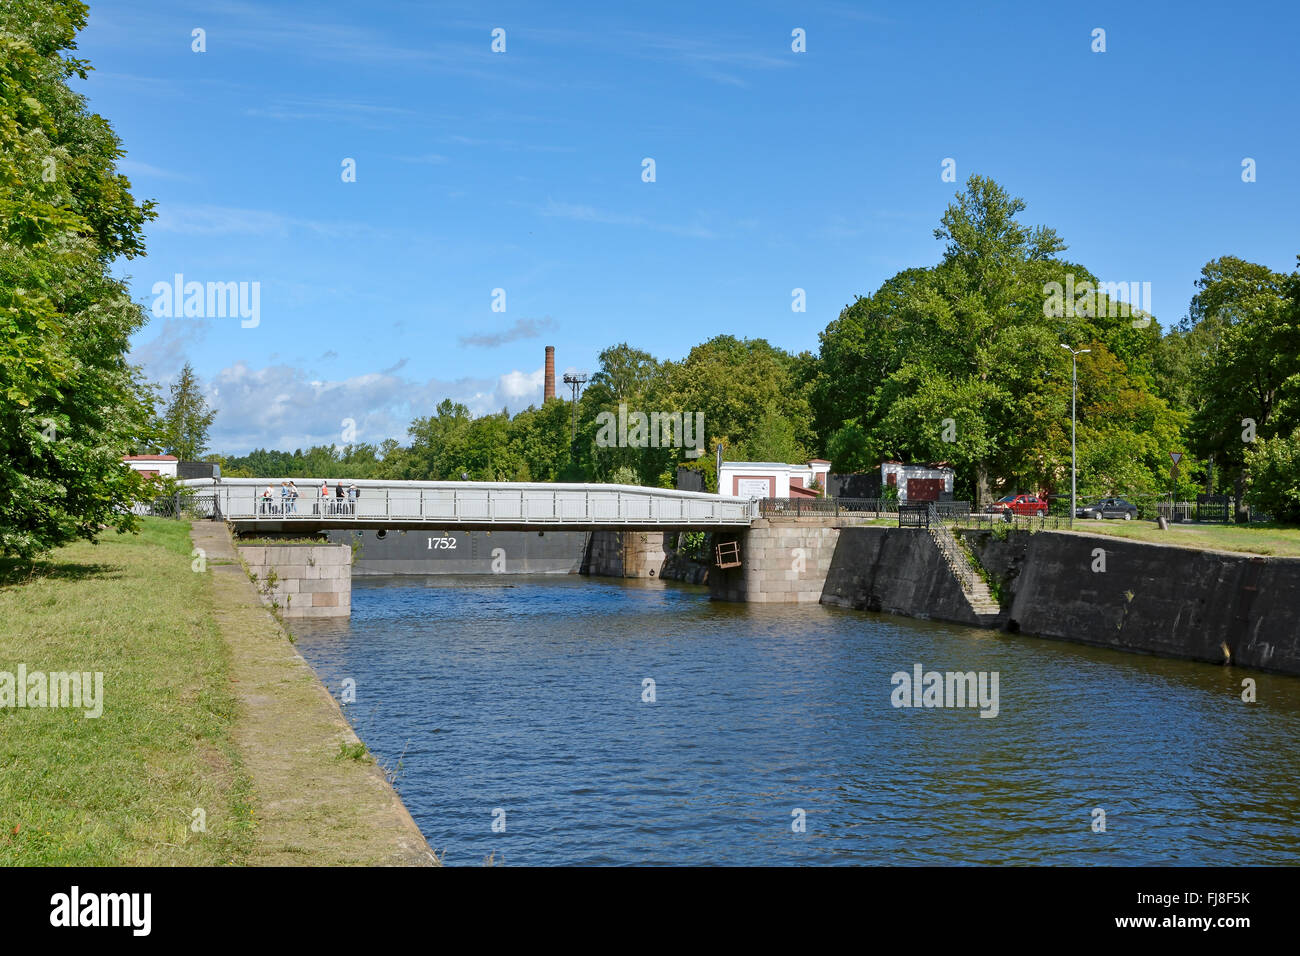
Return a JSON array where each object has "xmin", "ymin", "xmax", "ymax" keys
[{"xmin": 180, "ymin": 478, "xmax": 758, "ymax": 533}]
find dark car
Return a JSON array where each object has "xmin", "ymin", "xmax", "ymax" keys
[{"xmin": 1076, "ymin": 497, "xmax": 1138, "ymax": 520}]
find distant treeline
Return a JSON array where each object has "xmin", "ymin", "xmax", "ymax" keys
[{"xmin": 214, "ymin": 177, "xmax": 1300, "ymax": 518}]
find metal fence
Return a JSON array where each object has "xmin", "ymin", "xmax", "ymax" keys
[
  {"xmin": 760, "ymin": 497, "xmax": 970, "ymax": 520},
  {"xmin": 132, "ymin": 493, "xmax": 220, "ymax": 519},
  {"xmin": 946, "ymin": 511, "xmax": 1072, "ymax": 532},
  {"xmin": 898, "ymin": 502, "xmax": 931, "ymax": 528},
  {"xmin": 1024, "ymin": 494, "xmax": 1238, "ymax": 523}
]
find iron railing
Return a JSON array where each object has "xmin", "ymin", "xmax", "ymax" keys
[
  {"xmin": 928, "ymin": 520, "xmax": 976, "ymax": 592},
  {"xmin": 181, "ymin": 479, "xmax": 758, "ymax": 526},
  {"xmin": 131, "ymin": 493, "xmax": 220, "ymax": 519},
  {"xmin": 898, "ymin": 502, "xmax": 931, "ymax": 528},
  {"xmin": 760, "ymin": 497, "xmax": 970, "ymax": 519},
  {"xmin": 947, "ymin": 512, "xmax": 1072, "ymax": 532}
]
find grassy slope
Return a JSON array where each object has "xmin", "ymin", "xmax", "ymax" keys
[
  {"xmin": 0, "ymin": 518, "xmax": 253, "ymax": 865},
  {"xmin": 1058, "ymin": 520, "xmax": 1300, "ymax": 557}
]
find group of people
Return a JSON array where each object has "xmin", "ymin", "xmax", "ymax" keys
[{"xmin": 258, "ymin": 480, "xmax": 360, "ymax": 515}]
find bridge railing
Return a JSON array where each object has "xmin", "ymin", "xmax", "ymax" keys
[{"xmin": 197, "ymin": 480, "xmax": 757, "ymax": 526}]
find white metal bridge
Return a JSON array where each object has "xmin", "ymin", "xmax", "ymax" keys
[{"xmin": 179, "ymin": 478, "xmax": 759, "ymax": 533}]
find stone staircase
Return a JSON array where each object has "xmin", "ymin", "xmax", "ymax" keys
[{"xmin": 927, "ymin": 523, "xmax": 1005, "ymax": 623}]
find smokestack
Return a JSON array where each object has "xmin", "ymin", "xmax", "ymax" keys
[{"xmin": 544, "ymin": 345, "xmax": 555, "ymax": 401}]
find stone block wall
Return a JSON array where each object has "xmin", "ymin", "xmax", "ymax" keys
[
  {"xmin": 708, "ymin": 521, "xmax": 841, "ymax": 603},
  {"xmin": 237, "ymin": 543, "xmax": 352, "ymax": 618},
  {"xmin": 581, "ymin": 531, "xmax": 668, "ymax": 578}
]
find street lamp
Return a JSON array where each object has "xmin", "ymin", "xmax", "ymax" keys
[{"xmin": 1060, "ymin": 344, "xmax": 1091, "ymax": 525}]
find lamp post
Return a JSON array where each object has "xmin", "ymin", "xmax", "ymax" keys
[{"xmin": 1060, "ymin": 344, "xmax": 1091, "ymax": 525}]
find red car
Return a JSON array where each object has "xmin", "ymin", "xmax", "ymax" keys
[{"xmin": 989, "ymin": 494, "xmax": 1048, "ymax": 517}]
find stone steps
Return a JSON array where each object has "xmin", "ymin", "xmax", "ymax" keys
[{"xmin": 927, "ymin": 525, "xmax": 1005, "ymax": 621}]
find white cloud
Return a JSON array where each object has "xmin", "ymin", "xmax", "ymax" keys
[
  {"xmin": 152, "ymin": 203, "xmax": 382, "ymax": 239},
  {"xmin": 117, "ymin": 159, "xmax": 193, "ymax": 182},
  {"xmin": 128, "ymin": 318, "xmax": 212, "ymax": 384},
  {"xmin": 201, "ymin": 359, "xmax": 550, "ymax": 454},
  {"xmin": 499, "ymin": 368, "xmax": 545, "ymax": 401},
  {"xmin": 538, "ymin": 198, "xmax": 717, "ymax": 239}
]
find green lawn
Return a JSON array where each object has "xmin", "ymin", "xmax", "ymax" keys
[
  {"xmin": 1059, "ymin": 520, "xmax": 1300, "ymax": 557},
  {"xmin": 0, "ymin": 518, "xmax": 253, "ymax": 865}
]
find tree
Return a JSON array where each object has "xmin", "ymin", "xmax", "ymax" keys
[
  {"xmin": 739, "ymin": 402, "xmax": 806, "ymax": 464},
  {"xmin": 812, "ymin": 175, "xmax": 1179, "ymax": 505},
  {"xmin": 666, "ymin": 335, "xmax": 812, "ymax": 463},
  {"xmin": 1181, "ymin": 256, "xmax": 1300, "ymax": 506},
  {"xmin": 403, "ymin": 399, "xmax": 471, "ymax": 479},
  {"xmin": 158, "ymin": 362, "xmax": 215, "ymax": 460},
  {"xmin": 1244, "ymin": 429, "xmax": 1300, "ymax": 522},
  {"xmin": 1, "ymin": 0, "xmax": 158, "ymax": 558}
]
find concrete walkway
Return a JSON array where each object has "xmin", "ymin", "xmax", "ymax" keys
[{"xmin": 190, "ymin": 521, "xmax": 435, "ymax": 866}]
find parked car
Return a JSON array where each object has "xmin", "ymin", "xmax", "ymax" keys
[
  {"xmin": 988, "ymin": 494, "xmax": 1049, "ymax": 517},
  {"xmin": 1076, "ymin": 497, "xmax": 1138, "ymax": 520}
]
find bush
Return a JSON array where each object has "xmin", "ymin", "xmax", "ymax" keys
[{"xmin": 1244, "ymin": 430, "xmax": 1300, "ymax": 522}]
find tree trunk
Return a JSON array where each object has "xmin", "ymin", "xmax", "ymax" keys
[{"xmin": 975, "ymin": 461, "xmax": 991, "ymax": 511}]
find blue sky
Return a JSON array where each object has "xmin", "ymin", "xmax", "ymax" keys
[{"xmin": 76, "ymin": 0, "xmax": 1300, "ymax": 454}]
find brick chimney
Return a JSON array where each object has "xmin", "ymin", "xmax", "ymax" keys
[{"xmin": 544, "ymin": 345, "xmax": 556, "ymax": 401}]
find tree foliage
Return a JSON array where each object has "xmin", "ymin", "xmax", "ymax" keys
[
  {"xmin": 1, "ymin": 0, "xmax": 158, "ymax": 558},
  {"xmin": 157, "ymin": 362, "xmax": 215, "ymax": 461}
]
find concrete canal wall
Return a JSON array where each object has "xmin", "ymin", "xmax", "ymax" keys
[
  {"xmin": 817, "ymin": 526, "xmax": 1300, "ymax": 675},
  {"xmin": 818, "ymin": 526, "xmax": 984, "ymax": 624},
  {"xmin": 962, "ymin": 529, "xmax": 1300, "ymax": 674}
]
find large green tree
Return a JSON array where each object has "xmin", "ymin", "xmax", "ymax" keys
[
  {"xmin": 1180, "ymin": 256, "xmax": 1300, "ymax": 505},
  {"xmin": 1, "ymin": 0, "xmax": 158, "ymax": 558},
  {"xmin": 813, "ymin": 175, "xmax": 1179, "ymax": 504}
]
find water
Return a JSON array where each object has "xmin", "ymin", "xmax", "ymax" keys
[{"xmin": 290, "ymin": 575, "xmax": 1300, "ymax": 865}]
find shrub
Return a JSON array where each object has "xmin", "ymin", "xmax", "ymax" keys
[{"xmin": 1244, "ymin": 430, "xmax": 1300, "ymax": 522}]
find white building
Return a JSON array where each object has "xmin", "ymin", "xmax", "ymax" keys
[
  {"xmin": 123, "ymin": 454, "xmax": 178, "ymax": 479},
  {"xmin": 881, "ymin": 461, "xmax": 954, "ymax": 502},
  {"xmin": 720, "ymin": 459, "xmax": 831, "ymax": 499}
]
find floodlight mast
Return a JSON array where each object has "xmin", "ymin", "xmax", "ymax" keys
[
  {"xmin": 1060, "ymin": 344, "xmax": 1091, "ymax": 524},
  {"xmin": 562, "ymin": 372, "xmax": 589, "ymax": 450}
]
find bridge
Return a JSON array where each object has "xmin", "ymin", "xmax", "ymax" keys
[{"xmin": 179, "ymin": 478, "xmax": 758, "ymax": 533}]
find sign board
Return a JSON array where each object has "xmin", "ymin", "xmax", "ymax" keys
[
  {"xmin": 736, "ymin": 478, "xmax": 772, "ymax": 498},
  {"xmin": 1170, "ymin": 452, "xmax": 1183, "ymax": 466}
]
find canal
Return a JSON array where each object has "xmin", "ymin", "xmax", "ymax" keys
[{"xmin": 290, "ymin": 574, "xmax": 1300, "ymax": 865}]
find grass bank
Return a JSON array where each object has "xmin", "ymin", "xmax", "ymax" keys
[
  {"xmin": 0, "ymin": 518, "xmax": 253, "ymax": 865},
  {"xmin": 1059, "ymin": 520, "xmax": 1300, "ymax": 557}
]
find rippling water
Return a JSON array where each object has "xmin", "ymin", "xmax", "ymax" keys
[{"xmin": 290, "ymin": 575, "xmax": 1300, "ymax": 866}]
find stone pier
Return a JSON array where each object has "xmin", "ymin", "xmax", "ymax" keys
[
  {"xmin": 237, "ymin": 542, "xmax": 352, "ymax": 618},
  {"xmin": 581, "ymin": 530, "xmax": 669, "ymax": 579},
  {"xmin": 708, "ymin": 519, "xmax": 842, "ymax": 603}
]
